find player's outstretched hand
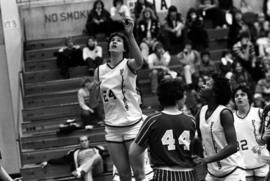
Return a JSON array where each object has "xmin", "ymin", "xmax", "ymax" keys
[{"xmin": 123, "ymin": 17, "xmax": 134, "ymax": 35}]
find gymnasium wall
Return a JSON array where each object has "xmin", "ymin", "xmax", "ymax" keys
[
  {"xmin": 0, "ymin": 0, "xmax": 22, "ymax": 173},
  {"xmin": 19, "ymin": 0, "xmax": 264, "ymax": 41}
]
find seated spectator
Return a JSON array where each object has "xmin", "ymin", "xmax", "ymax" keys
[
  {"xmin": 78, "ymin": 78, "xmax": 104, "ymax": 128},
  {"xmin": 147, "ymin": 43, "xmax": 177, "ymax": 94},
  {"xmin": 230, "ymin": 61, "xmax": 254, "ymax": 91},
  {"xmin": 255, "ymin": 70, "xmax": 270, "ymax": 105},
  {"xmin": 110, "ymin": 0, "xmax": 131, "ymax": 33},
  {"xmin": 228, "ymin": 10, "xmax": 250, "ymax": 47},
  {"xmin": 197, "ymin": 0, "xmax": 227, "ymax": 28},
  {"xmin": 239, "ymin": 0, "xmax": 252, "ymax": 14},
  {"xmin": 55, "ymin": 37, "xmax": 83, "ymax": 79},
  {"xmin": 83, "ymin": 36, "xmax": 103, "ymax": 72},
  {"xmin": 198, "ymin": 51, "xmax": 216, "ymax": 77},
  {"xmin": 264, "ymin": 0, "xmax": 270, "ymax": 21},
  {"xmin": 161, "ymin": 5, "xmax": 185, "ymax": 53},
  {"xmin": 134, "ymin": 0, "xmax": 156, "ymax": 20},
  {"xmin": 255, "ymin": 13, "xmax": 270, "ymax": 36},
  {"xmin": 136, "ymin": 7, "xmax": 160, "ymax": 63},
  {"xmin": 257, "ymin": 31, "xmax": 270, "ymax": 60},
  {"xmin": 41, "ymin": 135, "xmax": 104, "ymax": 181},
  {"xmin": 186, "ymin": 8, "xmax": 209, "ymax": 51},
  {"xmin": 219, "ymin": 50, "xmax": 234, "ymax": 79},
  {"xmin": 176, "ymin": 41, "xmax": 201, "ymax": 88},
  {"xmin": 232, "ymin": 32, "xmax": 258, "ymax": 80},
  {"xmin": 85, "ymin": 0, "xmax": 111, "ymax": 36}
]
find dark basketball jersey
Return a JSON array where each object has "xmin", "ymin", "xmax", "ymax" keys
[{"xmin": 135, "ymin": 112, "xmax": 196, "ymax": 168}]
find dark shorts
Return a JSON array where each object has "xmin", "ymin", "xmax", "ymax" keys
[{"xmin": 153, "ymin": 167, "xmax": 197, "ymax": 181}]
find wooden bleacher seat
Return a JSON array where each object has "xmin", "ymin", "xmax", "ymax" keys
[
  {"xmin": 25, "ymin": 42, "xmax": 108, "ymax": 62},
  {"xmin": 24, "ymin": 58, "xmax": 57, "ymax": 72},
  {"xmin": 21, "ymin": 164, "xmax": 112, "ymax": 181},
  {"xmin": 22, "ymin": 143, "xmax": 110, "ymax": 165},
  {"xmin": 25, "ymin": 35, "xmax": 89, "ymax": 51},
  {"xmin": 21, "ymin": 128, "xmax": 105, "ymax": 150},
  {"xmin": 24, "ymin": 77, "xmax": 85, "ymax": 95},
  {"xmin": 22, "ymin": 103, "xmax": 79, "ymax": 122},
  {"xmin": 207, "ymin": 28, "xmax": 229, "ymax": 40},
  {"xmin": 23, "ymin": 89, "xmax": 78, "ymax": 108},
  {"xmin": 23, "ymin": 66, "xmax": 89, "ymax": 83},
  {"xmin": 21, "ymin": 116, "xmax": 78, "ymax": 134}
]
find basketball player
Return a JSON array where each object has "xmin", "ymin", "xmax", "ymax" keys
[
  {"xmin": 93, "ymin": 17, "xmax": 145, "ymax": 181},
  {"xmin": 233, "ymin": 85, "xmax": 269, "ymax": 181},
  {"xmin": 129, "ymin": 78, "xmax": 198, "ymax": 181},
  {"xmin": 195, "ymin": 74, "xmax": 246, "ymax": 180}
]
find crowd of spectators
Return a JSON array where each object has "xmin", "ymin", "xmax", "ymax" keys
[{"xmin": 55, "ymin": 0, "xmax": 270, "ymax": 117}]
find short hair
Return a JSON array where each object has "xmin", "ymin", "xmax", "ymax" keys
[
  {"xmin": 201, "ymin": 50, "xmax": 210, "ymax": 57},
  {"xmin": 81, "ymin": 77, "xmax": 92, "ymax": 87},
  {"xmin": 86, "ymin": 35, "xmax": 96, "ymax": 45},
  {"xmin": 65, "ymin": 36, "xmax": 73, "ymax": 46},
  {"xmin": 232, "ymin": 85, "xmax": 253, "ymax": 105},
  {"xmin": 157, "ymin": 78, "xmax": 185, "ymax": 107},
  {"xmin": 107, "ymin": 32, "xmax": 129, "ymax": 57},
  {"xmin": 212, "ymin": 74, "xmax": 232, "ymax": 105},
  {"xmin": 153, "ymin": 42, "xmax": 164, "ymax": 53},
  {"xmin": 92, "ymin": 0, "xmax": 104, "ymax": 10},
  {"xmin": 113, "ymin": 0, "xmax": 123, "ymax": 7},
  {"xmin": 168, "ymin": 5, "xmax": 178, "ymax": 13},
  {"xmin": 79, "ymin": 135, "xmax": 89, "ymax": 142}
]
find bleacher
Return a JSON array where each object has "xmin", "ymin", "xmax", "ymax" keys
[{"xmin": 19, "ymin": 28, "xmax": 229, "ymax": 181}]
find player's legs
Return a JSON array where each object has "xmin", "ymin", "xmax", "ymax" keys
[
  {"xmin": 107, "ymin": 142, "xmax": 132, "ymax": 181},
  {"xmin": 124, "ymin": 121, "xmax": 145, "ymax": 181},
  {"xmin": 125, "ymin": 140, "xmax": 145, "ymax": 181}
]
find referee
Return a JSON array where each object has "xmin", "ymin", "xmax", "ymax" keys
[{"xmin": 129, "ymin": 78, "xmax": 198, "ymax": 181}]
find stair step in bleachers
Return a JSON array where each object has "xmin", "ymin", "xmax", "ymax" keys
[
  {"xmin": 25, "ymin": 34, "xmax": 106, "ymax": 51},
  {"xmin": 209, "ymin": 39, "xmax": 227, "ymax": 51},
  {"xmin": 22, "ymin": 103, "xmax": 79, "ymax": 122},
  {"xmin": 210, "ymin": 49, "xmax": 226, "ymax": 60},
  {"xmin": 23, "ymin": 66, "xmax": 89, "ymax": 83},
  {"xmin": 25, "ymin": 41, "xmax": 108, "ymax": 61},
  {"xmin": 25, "ymin": 35, "xmax": 89, "ymax": 51},
  {"xmin": 21, "ymin": 128, "xmax": 105, "ymax": 150},
  {"xmin": 21, "ymin": 116, "xmax": 78, "ymax": 135},
  {"xmin": 21, "ymin": 143, "xmax": 108, "ymax": 165},
  {"xmin": 21, "ymin": 164, "xmax": 112, "ymax": 181},
  {"xmin": 24, "ymin": 77, "xmax": 84, "ymax": 95},
  {"xmin": 24, "ymin": 58, "xmax": 57, "ymax": 72},
  {"xmin": 207, "ymin": 28, "xmax": 229, "ymax": 40},
  {"xmin": 23, "ymin": 90, "xmax": 77, "ymax": 108}
]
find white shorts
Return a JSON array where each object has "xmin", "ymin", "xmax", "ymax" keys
[
  {"xmin": 245, "ymin": 164, "xmax": 269, "ymax": 177},
  {"xmin": 205, "ymin": 168, "xmax": 246, "ymax": 181},
  {"xmin": 105, "ymin": 121, "xmax": 142, "ymax": 142}
]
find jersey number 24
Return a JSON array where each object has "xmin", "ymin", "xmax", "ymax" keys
[
  {"xmin": 161, "ymin": 129, "xmax": 191, "ymax": 151},
  {"xmin": 103, "ymin": 90, "xmax": 116, "ymax": 102}
]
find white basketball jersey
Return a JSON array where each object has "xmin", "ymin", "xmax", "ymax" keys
[
  {"xmin": 98, "ymin": 58, "xmax": 142, "ymax": 127},
  {"xmin": 234, "ymin": 107, "xmax": 269, "ymax": 169},
  {"xmin": 199, "ymin": 105, "xmax": 244, "ymax": 177}
]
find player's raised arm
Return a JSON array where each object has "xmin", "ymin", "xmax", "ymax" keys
[{"xmin": 124, "ymin": 17, "xmax": 143, "ymax": 71}]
